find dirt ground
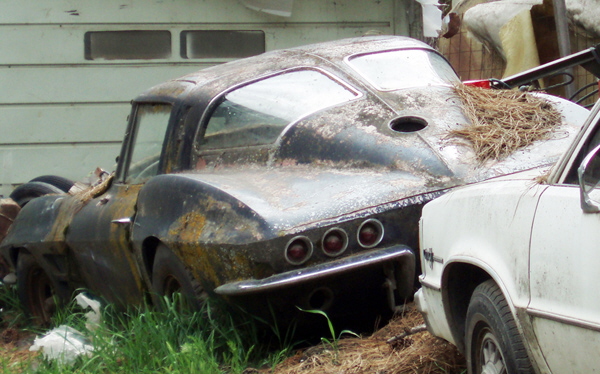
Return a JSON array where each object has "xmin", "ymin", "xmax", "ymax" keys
[
  {"xmin": 0, "ymin": 306, "xmax": 465, "ymax": 373},
  {"xmin": 0, "ymin": 326, "xmax": 38, "ymax": 369}
]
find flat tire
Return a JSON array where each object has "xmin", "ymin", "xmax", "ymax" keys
[
  {"xmin": 29, "ymin": 175, "xmax": 74, "ymax": 193},
  {"xmin": 9, "ymin": 182, "xmax": 63, "ymax": 207},
  {"xmin": 17, "ymin": 252, "xmax": 67, "ymax": 325}
]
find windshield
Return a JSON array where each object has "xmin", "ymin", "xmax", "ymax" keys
[
  {"xmin": 348, "ymin": 49, "xmax": 460, "ymax": 91},
  {"xmin": 124, "ymin": 103, "xmax": 172, "ymax": 184}
]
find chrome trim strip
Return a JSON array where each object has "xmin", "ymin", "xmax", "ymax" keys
[
  {"xmin": 527, "ymin": 308, "xmax": 600, "ymax": 333},
  {"xmin": 418, "ymin": 278, "xmax": 441, "ymax": 292}
]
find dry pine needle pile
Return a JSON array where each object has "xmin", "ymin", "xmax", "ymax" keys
[
  {"xmin": 267, "ymin": 307, "xmax": 465, "ymax": 374},
  {"xmin": 450, "ymin": 84, "xmax": 563, "ymax": 162}
]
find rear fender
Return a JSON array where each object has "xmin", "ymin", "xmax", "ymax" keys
[
  {"xmin": 0, "ymin": 194, "xmax": 79, "ymax": 289},
  {"xmin": 1, "ymin": 195, "xmax": 71, "ymax": 262},
  {"xmin": 132, "ymin": 174, "xmax": 272, "ymax": 289}
]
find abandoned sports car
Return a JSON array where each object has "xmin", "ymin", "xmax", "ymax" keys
[{"xmin": 0, "ymin": 35, "xmax": 591, "ymax": 329}]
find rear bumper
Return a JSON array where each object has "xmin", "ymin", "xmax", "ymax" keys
[
  {"xmin": 415, "ymin": 279, "xmax": 456, "ymax": 345},
  {"xmin": 215, "ymin": 244, "xmax": 415, "ymax": 297}
]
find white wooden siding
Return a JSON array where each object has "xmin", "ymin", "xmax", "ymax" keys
[
  {"xmin": 0, "ymin": 0, "xmax": 410, "ymax": 196},
  {"xmin": 0, "ymin": 104, "xmax": 128, "ymax": 143},
  {"xmin": 1, "ymin": 0, "xmax": 398, "ymax": 25},
  {"xmin": 0, "ymin": 66, "xmax": 206, "ymax": 103}
]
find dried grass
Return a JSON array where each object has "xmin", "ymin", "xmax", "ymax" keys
[
  {"xmin": 266, "ymin": 307, "xmax": 465, "ymax": 374},
  {"xmin": 0, "ymin": 328, "xmax": 39, "ymax": 373},
  {"xmin": 449, "ymin": 84, "xmax": 563, "ymax": 162}
]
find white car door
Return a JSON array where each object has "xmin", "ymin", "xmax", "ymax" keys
[{"xmin": 528, "ymin": 172, "xmax": 600, "ymax": 372}]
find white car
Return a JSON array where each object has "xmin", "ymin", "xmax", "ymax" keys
[{"xmin": 416, "ymin": 99, "xmax": 600, "ymax": 373}]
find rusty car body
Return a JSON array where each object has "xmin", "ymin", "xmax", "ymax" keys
[{"xmin": 0, "ymin": 35, "xmax": 590, "ymax": 329}]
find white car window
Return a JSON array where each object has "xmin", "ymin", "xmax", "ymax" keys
[{"xmin": 199, "ymin": 70, "xmax": 358, "ymax": 150}]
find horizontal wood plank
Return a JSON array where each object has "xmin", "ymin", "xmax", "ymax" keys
[
  {"xmin": 0, "ymin": 65, "xmax": 203, "ymax": 103},
  {"xmin": 1, "ymin": 0, "xmax": 393, "ymax": 25},
  {"xmin": 0, "ymin": 143, "xmax": 121, "ymax": 187},
  {"xmin": 0, "ymin": 104, "xmax": 130, "ymax": 143}
]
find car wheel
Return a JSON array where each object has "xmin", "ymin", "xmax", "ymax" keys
[
  {"xmin": 29, "ymin": 175, "xmax": 74, "ymax": 193},
  {"xmin": 17, "ymin": 252, "xmax": 66, "ymax": 325},
  {"xmin": 465, "ymin": 280, "xmax": 533, "ymax": 374},
  {"xmin": 9, "ymin": 181, "xmax": 64, "ymax": 207},
  {"xmin": 152, "ymin": 245, "xmax": 205, "ymax": 311}
]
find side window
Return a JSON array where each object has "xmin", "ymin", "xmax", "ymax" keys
[
  {"xmin": 198, "ymin": 70, "xmax": 358, "ymax": 150},
  {"xmin": 126, "ymin": 104, "xmax": 172, "ymax": 184},
  {"xmin": 564, "ymin": 122, "xmax": 600, "ymax": 184}
]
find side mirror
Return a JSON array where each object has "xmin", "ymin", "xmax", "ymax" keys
[{"xmin": 578, "ymin": 143, "xmax": 600, "ymax": 213}]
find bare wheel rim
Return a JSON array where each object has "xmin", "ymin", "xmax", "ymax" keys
[
  {"xmin": 162, "ymin": 274, "xmax": 193, "ymax": 310},
  {"xmin": 163, "ymin": 275, "xmax": 182, "ymax": 297},
  {"xmin": 477, "ymin": 329, "xmax": 507, "ymax": 374},
  {"xmin": 27, "ymin": 266, "xmax": 56, "ymax": 324}
]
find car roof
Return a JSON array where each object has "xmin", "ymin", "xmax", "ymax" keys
[{"xmin": 134, "ymin": 35, "xmax": 435, "ymax": 103}]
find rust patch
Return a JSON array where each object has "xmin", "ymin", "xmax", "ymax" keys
[
  {"xmin": 70, "ymin": 174, "xmax": 114, "ymax": 204},
  {"xmin": 44, "ymin": 176, "xmax": 115, "ymax": 246},
  {"xmin": 45, "ymin": 198, "xmax": 83, "ymax": 250},
  {"xmin": 166, "ymin": 202, "xmax": 261, "ymax": 287},
  {"xmin": 167, "ymin": 211, "xmax": 225, "ymax": 286},
  {"xmin": 110, "ymin": 185, "xmax": 145, "ymax": 295},
  {"xmin": 168, "ymin": 211, "xmax": 207, "ymax": 243}
]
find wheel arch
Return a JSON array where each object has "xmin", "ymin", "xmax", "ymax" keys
[
  {"xmin": 140, "ymin": 236, "xmax": 162, "ymax": 282},
  {"xmin": 15, "ymin": 247, "xmax": 71, "ymax": 324},
  {"xmin": 6, "ymin": 246, "xmax": 24, "ymax": 269},
  {"xmin": 441, "ymin": 261, "xmax": 492, "ymax": 352}
]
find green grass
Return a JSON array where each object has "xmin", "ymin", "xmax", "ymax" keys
[{"xmin": 0, "ymin": 288, "xmax": 293, "ymax": 374}]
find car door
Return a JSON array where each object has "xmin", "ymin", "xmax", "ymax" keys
[
  {"xmin": 528, "ymin": 110, "xmax": 600, "ymax": 373},
  {"xmin": 65, "ymin": 103, "xmax": 173, "ymax": 306},
  {"xmin": 528, "ymin": 184, "xmax": 600, "ymax": 372}
]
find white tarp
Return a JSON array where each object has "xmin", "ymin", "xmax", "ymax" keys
[
  {"xmin": 30, "ymin": 326, "xmax": 94, "ymax": 365},
  {"xmin": 416, "ymin": 0, "xmax": 443, "ymax": 37},
  {"xmin": 566, "ymin": 0, "xmax": 600, "ymax": 37},
  {"xmin": 29, "ymin": 294, "xmax": 102, "ymax": 366}
]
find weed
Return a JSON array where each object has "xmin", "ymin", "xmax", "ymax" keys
[
  {"xmin": 297, "ymin": 307, "xmax": 359, "ymax": 363},
  {"xmin": 0, "ymin": 283, "xmax": 27, "ymax": 328},
  {"xmin": 0, "ymin": 291, "xmax": 292, "ymax": 373}
]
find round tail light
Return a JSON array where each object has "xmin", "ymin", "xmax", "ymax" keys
[
  {"xmin": 285, "ymin": 236, "xmax": 313, "ymax": 265},
  {"xmin": 357, "ymin": 219, "xmax": 384, "ymax": 248},
  {"xmin": 321, "ymin": 228, "xmax": 348, "ymax": 257}
]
